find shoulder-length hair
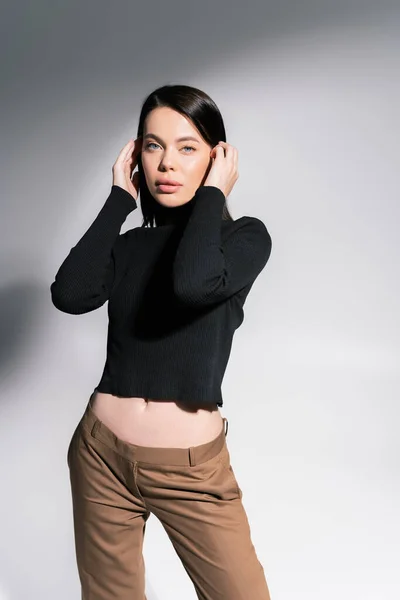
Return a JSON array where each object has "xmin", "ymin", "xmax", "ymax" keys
[{"xmin": 135, "ymin": 84, "xmax": 234, "ymax": 228}]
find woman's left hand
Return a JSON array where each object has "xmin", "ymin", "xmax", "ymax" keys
[{"xmin": 203, "ymin": 141, "xmax": 239, "ymax": 198}]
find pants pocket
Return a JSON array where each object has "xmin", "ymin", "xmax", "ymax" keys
[
  {"xmin": 218, "ymin": 444, "xmax": 242, "ymax": 498},
  {"xmin": 203, "ymin": 443, "xmax": 242, "ymax": 506}
]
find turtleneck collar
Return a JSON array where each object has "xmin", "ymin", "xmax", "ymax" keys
[{"xmin": 154, "ymin": 196, "xmax": 195, "ymax": 227}]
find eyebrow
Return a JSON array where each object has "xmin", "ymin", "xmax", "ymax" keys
[{"xmin": 143, "ymin": 133, "xmax": 200, "ymax": 144}]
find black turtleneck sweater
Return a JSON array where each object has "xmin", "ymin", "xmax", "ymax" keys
[{"xmin": 50, "ymin": 185, "xmax": 272, "ymax": 407}]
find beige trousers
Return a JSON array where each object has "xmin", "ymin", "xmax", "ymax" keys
[{"xmin": 67, "ymin": 391, "xmax": 271, "ymax": 600}]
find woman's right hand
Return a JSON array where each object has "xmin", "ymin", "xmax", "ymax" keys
[{"xmin": 112, "ymin": 138, "xmax": 143, "ymax": 200}]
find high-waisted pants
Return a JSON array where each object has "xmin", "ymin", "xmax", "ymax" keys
[{"xmin": 67, "ymin": 391, "xmax": 271, "ymax": 600}]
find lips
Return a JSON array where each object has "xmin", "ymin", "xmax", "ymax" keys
[
  {"xmin": 157, "ymin": 183, "xmax": 182, "ymax": 193},
  {"xmin": 156, "ymin": 179, "xmax": 182, "ymax": 186}
]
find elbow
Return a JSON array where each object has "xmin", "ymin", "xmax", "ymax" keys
[
  {"xmin": 173, "ymin": 283, "xmax": 204, "ymax": 307},
  {"xmin": 50, "ymin": 281, "xmax": 106, "ymax": 314},
  {"xmin": 173, "ymin": 271, "xmax": 228, "ymax": 308}
]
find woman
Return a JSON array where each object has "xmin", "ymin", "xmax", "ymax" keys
[{"xmin": 51, "ymin": 84, "xmax": 272, "ymax": 600}]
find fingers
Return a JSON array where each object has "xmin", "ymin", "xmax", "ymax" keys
[
  {"xmin": 215, "ymin": 142, "xmax": 238, "ymax": 178},
  {"xmin": 119, "ymin": 140, "xmax": 134, "ymax": 162},
  {"xmin": 117, "ymin": 138, "xmax": 142, "ymax": 163},
  {"xmin": 214, "ymin": 142, "xmax": 237, "ymax": 167},
  {"xmin": 215, "ymin": 141, "xmax": 236, "ymax": 156}
]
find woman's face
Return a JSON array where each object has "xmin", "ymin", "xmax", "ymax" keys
[{"xmin": 140, "ymin": 107, "xmax": 213, "ymax": 206}]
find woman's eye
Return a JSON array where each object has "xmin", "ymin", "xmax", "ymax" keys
[{"xmin": 145, "ymin": 142, "xmax": 195, "ymax": 153}]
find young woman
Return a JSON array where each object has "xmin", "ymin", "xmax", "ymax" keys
[{"xmin": 51, "ymin": 84, "xmax": 272, "ymax": 600}]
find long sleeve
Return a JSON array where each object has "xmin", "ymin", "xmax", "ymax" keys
[
  {"xmin": 50, "ymin": 185, "xmax": 137, "ymax": 314},
  {"xmin": 172, "ymin": 185, "xmax": 272, "ymax": 307}
]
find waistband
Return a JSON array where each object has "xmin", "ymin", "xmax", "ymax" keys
[{"xmin": 80, "ymin": 390, "xmax": 228, "ymax": 466}]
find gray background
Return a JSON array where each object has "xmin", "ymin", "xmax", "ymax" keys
[{"xmin": 1, "ymin": 1, "xmax": 399, "ymax": 598}]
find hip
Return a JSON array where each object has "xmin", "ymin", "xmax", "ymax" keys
[{"xmin": 90, "ymin": 389, "xmax": 224, "ymax": 448}]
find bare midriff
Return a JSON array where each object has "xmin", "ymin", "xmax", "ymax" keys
[{"xmin": 90, "ymin": 390, "xmax": 224, "ymax": 448}]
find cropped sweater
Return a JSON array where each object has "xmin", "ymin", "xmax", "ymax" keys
[{"xmin": 50, "ymin": 185, "xmax": 272, "ymax": 407}]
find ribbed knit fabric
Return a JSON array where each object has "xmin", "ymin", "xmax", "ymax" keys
[{"xmin": 50, "ymin": 184, "xmax": 272, "ymax": 407}]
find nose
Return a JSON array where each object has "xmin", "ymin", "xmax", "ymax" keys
[{"xmin": 158, "ymin": 149, "xmax": 178, "ymax": 171}]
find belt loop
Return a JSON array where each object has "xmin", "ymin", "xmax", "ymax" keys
[
  {"xmin": 189, "ymin": 446, "xmax": 196, "ymax": 466},
  {"xmin": 91, "ymin": 420, "xmax": 100, "ymax": 438}
]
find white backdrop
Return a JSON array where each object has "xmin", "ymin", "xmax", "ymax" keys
[{"xmin": 1, "ymin": 1, "xmax": 399, "ymax": 599}]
